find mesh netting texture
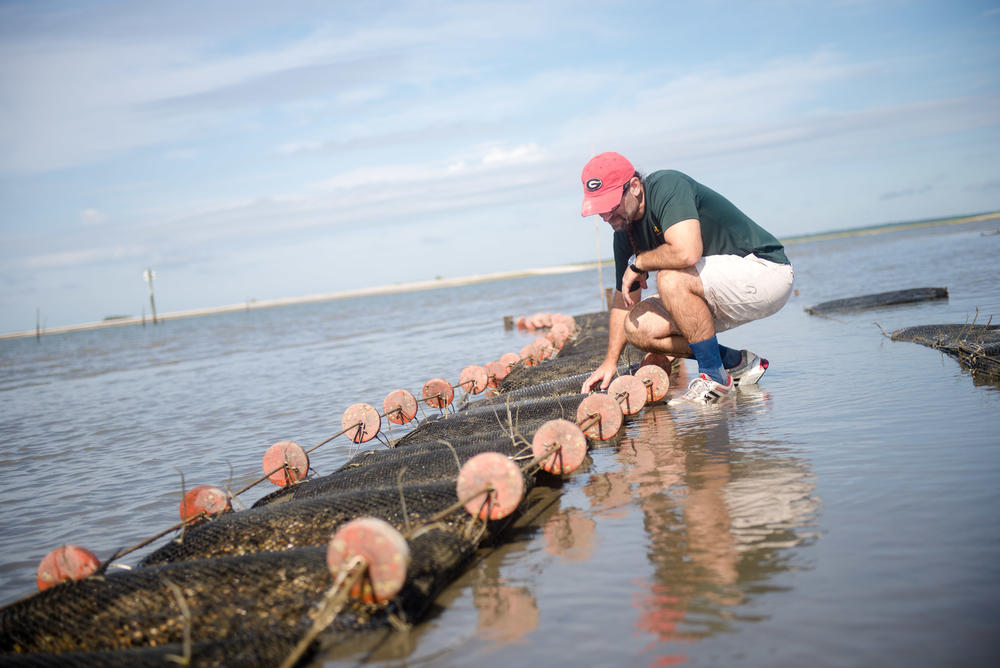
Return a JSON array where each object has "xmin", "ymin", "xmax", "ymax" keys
[
  {"xmin": 0, "ymin": 632, "xmax": 301, "ymax": 668},
  {"xmin": 393, "ymin": 394, "xmax": 590, "ymax": 447},
  {"xmin": 891, "ymin": 323, "xmax": 1000, "ymax": 380},
  {"xmin": 253, "ymin": 438, "xmax": 528, "ymax": 508},
  {"xmin": 498, "ymin": 312, "xmax": 647, "ymax": 392},
  {"xmin": 805, "ymin": 287, "xmax": 949, "ymax": 315},
  {"xmin": 1, "ymin": 310, "xmax": 638, "ymax": 666},
  {"xmin": 144, "ymin": 480, "xmax": 511, "ymax": 565},
  {"xmin": 2, "ymin": 528, "xmax": 476, "ymax": 656}
]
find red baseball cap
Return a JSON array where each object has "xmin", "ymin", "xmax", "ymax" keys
[{"xmin": 580, "ymin": 152, "xmax": 635, "ymax": 216}]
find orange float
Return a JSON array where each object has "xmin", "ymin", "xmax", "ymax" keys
[
  {"xmin": 608, "ymin": 375, "xmax": 648, "ymax": 415},
  {"xmin": 422, "ymin": 378, "xmax": 454, "ymax": 409},
  {"xmin": 459, "ymin": 365, "xmax": 489, "ymax": 394},
  {"xmin": 326, "ymin": 518, "xmax": 410, "ymax": 604},
  {"xmin": 531, "ymin": 419, "xmax": 588, "ymax": 474},
  {"xmin": 456, "ymin": 452, "xmax": 525, "ymax": 520},
  {"xmin": 36, "ymin": 545, "xmax": 100, "ymax": 591},
  {"xmin": 575, "ymin": 394, "xmax": 623, "ymax": 441},
  {"xmin": 342, "ymin": 402, "xmax": 381, "ymax": 443},
  {"xmin": 262, "ymin": 440, "xmax": 309, "ymax": 486},
  {"xmin": 484, "ymin": 360, "xmax": 507, "ymax": 388},
  {"xmin": 179, "ymin": 485, "xmax": 230, "ymax": 522},
  {"xmin": 382, "ymin": 389, "xmax": 417, "ymax": 425},
  {"xmin": 634, "ymin": 364, "xmax": 671, "ymax": 403}
]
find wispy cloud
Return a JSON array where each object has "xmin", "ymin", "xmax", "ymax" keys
[
  {"xmin": 964, "ymin": 178, "xmax": 1000, "ymax": 192},
  {"xmin": 79, "ymin": 209, "xmax": 107, "ymax": 225},
  {"xmin": 482, "ymin": 142, "xmax": 543, "ymax": 165},
  {"xmin": 0, "ymin": 14, "xmax": 424, "ymax": 173},
  {"xmin": 0, "ymin": 3, "xmax": 563, "ymax": 175},
  {"xmin": 880, "ymin": 184, "xmax": 933, "ymax": 201},
  {"xmin": 13, "ymin": 66, "xmax": 993, "ymax": 274},
  {"xmin": 2, "ymin": 1, "xmax": 999, "ymax": 330},
  {"xmin": 142, "ymin": 54, "xmax": 403, "ymax": 115},
  {"xmin": 25, "ymin": 244, "xmax": 148, "ymax": 270}
]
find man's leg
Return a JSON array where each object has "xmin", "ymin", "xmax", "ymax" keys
[
  {"xmin": 718, "ymin": 345, "xmax": 743, "ymax": 369},
  {"xmin": 622, "ymin": 298, "xmax": 690, "ymax": 357},
  {"xmin": 624, "ymin": 267, "xmax": 729, "ymax": 385},
  {"xmin": 697, "ymin": 254, "xmax": 794, "ymax": 387}
]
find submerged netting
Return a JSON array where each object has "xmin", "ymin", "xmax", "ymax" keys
[
  {"xmin": 142, "ymin": 480, "xmax": 509, "ymax": 566},
  {"xmin": 891, "ymin": 323, "xmax": 1000, "ymax": 380},
  {"xmin": 2, "ymin": 528, "xmax": 476, "ymax": 656},
  {"xmin": 394, "ymin": 394, "xmax": 590, "ymax": 447},
  {"xmin": 0, "ymin": 631, "xmax": 303, "ymax": 667},
  {"xmin": 252, "ymin": 439, "xmax": 528, "ymax": 508},
  {"xmin": 498, "ymin": 312, "xmax": 648, "ymax": 392},
  {"xmin": 805, "ymin": 287, "xmax": 949, "ymax": 315},
  {"xmin": 489, "ymin": 363, "xmax": 638, "ymax": 402},
  {"xmin": 1, "ymin": 309, "xmax": 666, "ymax": 666}
]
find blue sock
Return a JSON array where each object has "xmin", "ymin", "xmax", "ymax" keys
[
  {"xmin": 718, "ymin": 345, "xmax": 742, "ymax": 369},
  {"xmin": 689, "ymin": 336, "xmax": 727, "ymax": 384}
]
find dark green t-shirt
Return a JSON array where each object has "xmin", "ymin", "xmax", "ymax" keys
[{"xmin": 613, "ymin": 170, "xmax": 789, "ymax": 291}]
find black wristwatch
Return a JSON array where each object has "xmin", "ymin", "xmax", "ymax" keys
[{"xmin": 629, "ymin": 262, "xmax": 644, "ymax": 274}]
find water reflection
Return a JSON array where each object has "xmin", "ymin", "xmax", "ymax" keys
[
  {"xmin": 543, "ymin": 507, "xmax": 597, "ymax": 562},
  {"xmin": 322, "ymin": 376, "xmax": 820, "ymax": 666},
  {"xmin": 471, "ymin": 566, "xmax": 540, "ymax": 647},
  {"xmin": 556, "ymin": 383, "xmax": 820, "ymax": 662}
]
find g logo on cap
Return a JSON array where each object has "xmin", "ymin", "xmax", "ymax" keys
[{"xmin": 585, "ymin": 178, "xmax": 603, "ymax": 192}]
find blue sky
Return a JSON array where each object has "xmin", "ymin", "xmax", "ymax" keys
[{"xmin": 1, "ymin": 0, "xmax": 998, "ymax": 332}]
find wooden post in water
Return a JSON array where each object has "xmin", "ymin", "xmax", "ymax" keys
[
  {"xmin": 35, "ymin": 308, "xmax": 40, "ymax": 342},
  {"xmin": 143, "ymin": 268, "xmax": 158, "ymax": 325}
]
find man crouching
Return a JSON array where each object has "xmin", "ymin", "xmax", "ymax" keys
[{"xmin": 579, "ymin": 152, "xmax": 794, "ymax": 405}]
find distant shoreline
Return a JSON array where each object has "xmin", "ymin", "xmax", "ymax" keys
[
  {"xmin": 779, "ymin": 210, "xmax": 1000, "ymax": 244},
  {"xmin": 0, "ymin": 264, "xmax": 597, "ymax": 340},
  {"xmin": 4, "ymin": 210, "xmax": 998, "ymax": 340}
]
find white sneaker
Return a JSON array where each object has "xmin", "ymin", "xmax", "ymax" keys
[
  {"xmin": 727, "ymin": 350, "xmax": 769, "ymax": 388},
  {"xmin": 668, "ymin": 373, "xmax": 734, "ymax": 406}
]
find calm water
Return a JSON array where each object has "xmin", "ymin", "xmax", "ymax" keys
[{"xmin": 1, "ymin": 219, "xmax": 998, "ymax": 667}]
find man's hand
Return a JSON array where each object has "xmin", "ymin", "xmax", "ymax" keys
[
  {"xmin": 581, "ymin": 360, "xmax": 618, "ymax": 393},
  {"xmin": 621, "ymin": 267, "xmax": 647, "ymax": 307}
]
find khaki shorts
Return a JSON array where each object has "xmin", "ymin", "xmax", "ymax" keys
[{"xmin": 695, "ymin": 254, "xmax": 794, "ymax": 333}]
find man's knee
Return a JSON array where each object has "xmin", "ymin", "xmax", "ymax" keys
[
  {"xmin": 623, "ymin": 313, "xmax": 645, "ymax": 347},
  {"xmin": 624, "ymin": 300, "xmax": 668, "ymax": 348}
]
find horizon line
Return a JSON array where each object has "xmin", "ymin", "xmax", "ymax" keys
[{"xmin": 3, "ymin": 209, "xmax": 998, "ymax": 340}]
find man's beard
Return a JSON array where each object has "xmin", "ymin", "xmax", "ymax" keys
[
  {"xmin": 609, "ymin": 189, "xmax": 642, "ymax": 232},
  {"xmin": 609, "ymin": 217, "xmax": 631, "ymax": 232}
]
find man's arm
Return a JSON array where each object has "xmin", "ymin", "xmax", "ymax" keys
[
  {"xmin": 632, "ymin": 218, "xmax": 702, "ymax": 272},
  {"xmin": 620, "ymin": 218, "xmax": 699, "ymax": 308},
  {"xmin": 581, "ymin": 287, "xmax": 642, "ymax": 392}
]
